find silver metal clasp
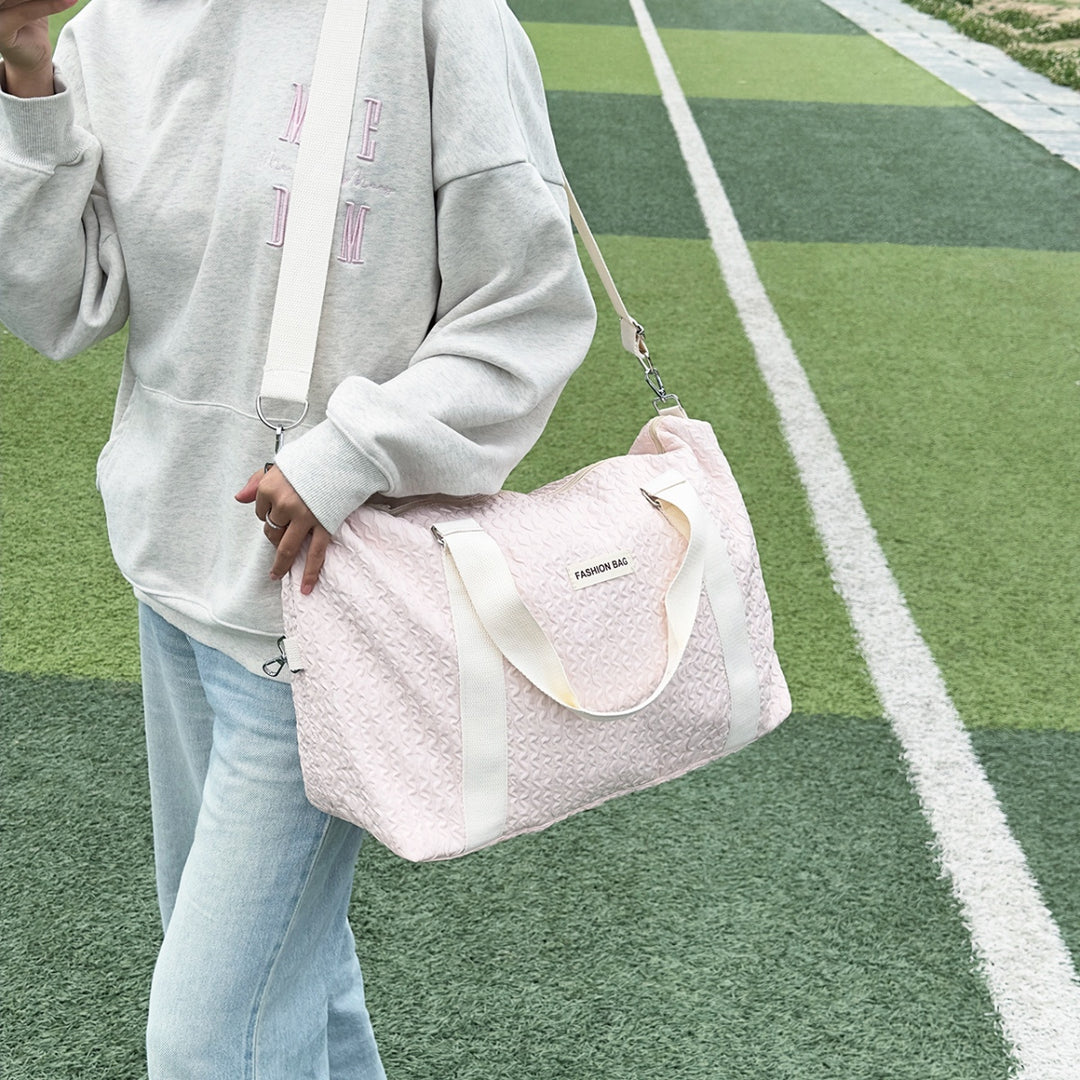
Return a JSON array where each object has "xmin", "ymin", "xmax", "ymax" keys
[
  {"xmin": 257, "ymin": 396, "xmax": 309, "ymax": 454},
  {"xmin": 262, "ymin": 636, "xmax": 289, "ymax": 678},
  {"xmin": 628, "ymin": 321, "xmax": 681, "ymax": 414}
]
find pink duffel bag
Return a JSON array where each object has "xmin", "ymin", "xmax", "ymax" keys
[
  {"xmin": 277, "ymin": 410, "xmax": 791, "ymax": 861},
  {"xmin": 260, "ymin": 0, "xmax": 790, "ymax": 861}
]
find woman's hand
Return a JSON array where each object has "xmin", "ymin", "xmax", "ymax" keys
[
  {"xmin": 0, "ymin": 0, "xmax": 78, "ymax": 97},
  {"xmin": 235, "ymin": 466, "xmax": 331, "ymax": 596}
]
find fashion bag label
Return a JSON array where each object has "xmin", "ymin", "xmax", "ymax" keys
[{"xmin": 567, "ymin": 552, "xmax": 636, "ymax": 590}]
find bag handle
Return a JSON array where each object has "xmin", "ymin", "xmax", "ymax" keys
[
  {"xmin": 258, "ymin": 0, "xmax": 677, "ymax": 450},
  {"xmin": 431, "ymin": 469, "xmax": 756, "ymax": 729}
]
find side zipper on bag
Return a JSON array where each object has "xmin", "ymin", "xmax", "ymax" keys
[
  {"xmin": 367, "ymin": 493, "xmax": 488, "ymax": 517},
  {"xmin": 367, "ymin": 417, "xmax": 673, "ymax": 518},
  {"xmin": 538, "ymin": 418, "xmax": 671, "ymax": 498}
]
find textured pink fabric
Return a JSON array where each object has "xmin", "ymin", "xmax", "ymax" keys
[{"xmin": 283, "ymin": 414, "xmax": 791, "ymax": 860}]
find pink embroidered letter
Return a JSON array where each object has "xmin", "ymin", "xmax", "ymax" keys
[
  {"xmin": 338, "ymin": 202, "xmax": 371, "ymax": 264},
  {"xmin": 279, "ymin": 83, "xmax": 309, "ymax": 145},
  {"xmin": 356, "ymin": 98, "xmax": 382, "ymax": 162},
  {"xmin": 268, "ymin": 186, "xmax": 290, "ymax": 248}
]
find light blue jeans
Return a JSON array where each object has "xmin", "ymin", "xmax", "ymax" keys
[{"xmin": 139, "ymin": 604, "xmax": 386, "ymax": 1080}]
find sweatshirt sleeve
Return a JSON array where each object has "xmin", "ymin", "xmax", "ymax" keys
[
  {"xmin": 274, "ymin": 0, "xmax": 597, "ymax": 533},
  {"xmin": 0, "ymin": 41, "xmax": 129, "ymax": 360}
]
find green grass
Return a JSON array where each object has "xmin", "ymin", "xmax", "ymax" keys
[
  {"xmin": 548, "ymin": 92, "xmax": 709, "ymax": 238},
  {"xmin": 2, "ymin": 673, "xmax": 155, "ymax": 1079},
  {"xmin": 49, "ymin": 0, "xmax": 91, "ymax": 45},
  {"xmin": 973, "ymin": 730, "xmax": 1080, "ymax": 965},
  {"xmin": 520, "ymin": 23, "xmax": 660, "ymax": 95},
  {"xmin": 355, "ymin": 712, "xmax": 1011, "ymax": 1079},
  {"xmin": 3, "ymin": 673, "xmax": 1014, "ymax": 1079},
  {"xmin": 511, "ymin": 0, "xmax": 865, "ymax": 34},
  {"xmin": 0, "ymin": 329, "xmax": 138, "ymax": 680},
  {"xmin": 750, "ymin": 240, "xmax": 1080, "ymax": 732},
  {"xmin": 689, "ymin": 98, "xmax": 1080, "ymax": 250},
  {"xmin": 508, "ymin": 0, "xmax": 639, "ymax": 26},
  {"xmin": 645, "ymin": 0, "xmax": 865, "ymax": 33},
  {"xmin": 661, "ymin": 29, "xmax": 970, "ymax": 104}
]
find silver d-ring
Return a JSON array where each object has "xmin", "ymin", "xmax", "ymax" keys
[{"xmin": 256, "ymin": 396, "xmax": 308, "ymax": 437}]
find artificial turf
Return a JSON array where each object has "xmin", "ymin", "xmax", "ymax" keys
[
  {"xmin": 662, "ymin": 29, "xmax": 971, "ymax": 104},
  {"xmin": 972, "ymin": 730, "xmax": 1080, "ymax": 966},
  {"xmin": 512, "ymin": 0, "xmax": 866, "ymax": 34},
  {"xmin": 547, "ymin": 93, "xmax": 709, "ymax": 238},
  {"xmin": 354, "ymin": 710, "xmax": 1012, "ymax": 1079},
  {"xmin": 645, "ymin": 0, "xmax": 866, "ymax": 34},
  {"xmin": 522, "ymin": 22, "xmax": 972, "ymax": 104},
  {"xmin": 749, "ymin": 240, "xmax": 1080, "ymax": 733},
  {"xmin": 517, "ymin": 24, "xmax": 661, "ymax": 95},
  {"xmin": 1, "ymin": 329, "xmax": 138, "ymax": 681},
  {"xmin": 691, "ymin": 99, "xmax": 1080, "ymax": 250},
  {"xmin": 3, "ymin": 670, "xmax": 1012, "ymax": 1079}
]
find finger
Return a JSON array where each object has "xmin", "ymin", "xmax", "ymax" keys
[
  {"xmin": 254, "ymin": 479, "xmax": 277, "ymax": 523},
  {"xmin": 0, "ymin": 0, "xmax": 77, "ymax": 10},
  {"xmin": 268, "ymin": 522, "xmax": 311, "ymax": 581},
  {"xmin": 300, "ymin": 529, "xmax": 330, "ymax": 596},
  {"xmin": 234, "ymin": 469, "xmax": 263, "ymax": 504},
  {"xmin": 263, "ymin": 520, "xmax": 286, "ymax": 546},
  {"xmin": 260, "ymin": 502, "xmax": 291, "ymax": 531},
  {"xmin": 254, "ymin": 466, "xmax": 291, "ymax": 521},
  {"xmin": 0, "ymin": 0, "xmax": 76, "ymax": 26}
]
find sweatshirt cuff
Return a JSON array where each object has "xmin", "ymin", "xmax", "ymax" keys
[
  {"xmin": 0, "ymin": 68, "xmax": 85, "ymax": 170},
  {"xmin": 274, "ymin": 419, "xmax": 389, "ymax": 535}
]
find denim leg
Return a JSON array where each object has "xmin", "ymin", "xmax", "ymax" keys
[
  {"xmin": 139, "ymin": 606, "xmax": 385, "ymax": 1080},
  {"xmin": 140, "ymin": 605, "xmax": 215, "ymax": 930}
]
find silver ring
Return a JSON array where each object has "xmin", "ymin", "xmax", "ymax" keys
[{"xmin": 265, "ymin": 514, "xmax": 286, "ymax": 531}]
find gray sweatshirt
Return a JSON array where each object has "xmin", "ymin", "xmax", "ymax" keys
[{"xmin": 0, "ymin": 0, "xmax": 597, "ymax": 675}]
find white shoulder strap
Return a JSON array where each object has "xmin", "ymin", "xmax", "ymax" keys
[
  {"xmin": 259, "ymin": 0, "xmax": 673, "ymax": 443},
  {"xmin": 561, "ymin": 176, "xmax": 649, "ymax": 362},
  {"xmin": 259, "ymin": 0, "xmax": 371, "ymax": 438}
]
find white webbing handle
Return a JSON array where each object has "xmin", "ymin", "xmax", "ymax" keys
[{"xmin": 435, "ymin": 470, "xmax": 713, "ymax": 720}]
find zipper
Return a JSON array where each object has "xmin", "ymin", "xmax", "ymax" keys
[
  {"xmin": 368, "ymin": 493, "xmax": 487, "ymax": 517},
  {"xmin": 541, "ymin": 459, "xmax": 606, "ymax": 496},
  {"xmin": 369, "ymin": 417, "xmax": 671, "ymax": 515}
]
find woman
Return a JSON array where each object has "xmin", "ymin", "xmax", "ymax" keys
[{"xmin": 0, "ymin": 0, "xmax": 597, "ymax": 1075}]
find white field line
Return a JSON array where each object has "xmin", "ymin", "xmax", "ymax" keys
[{"xmin": 628, "ymin": 1, "xmax": 1080, "ymax": 1075}]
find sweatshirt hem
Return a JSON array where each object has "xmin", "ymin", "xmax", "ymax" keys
[{"xmin": 134, "ymin": 588, "xmax": 289, "ymax": 683}]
